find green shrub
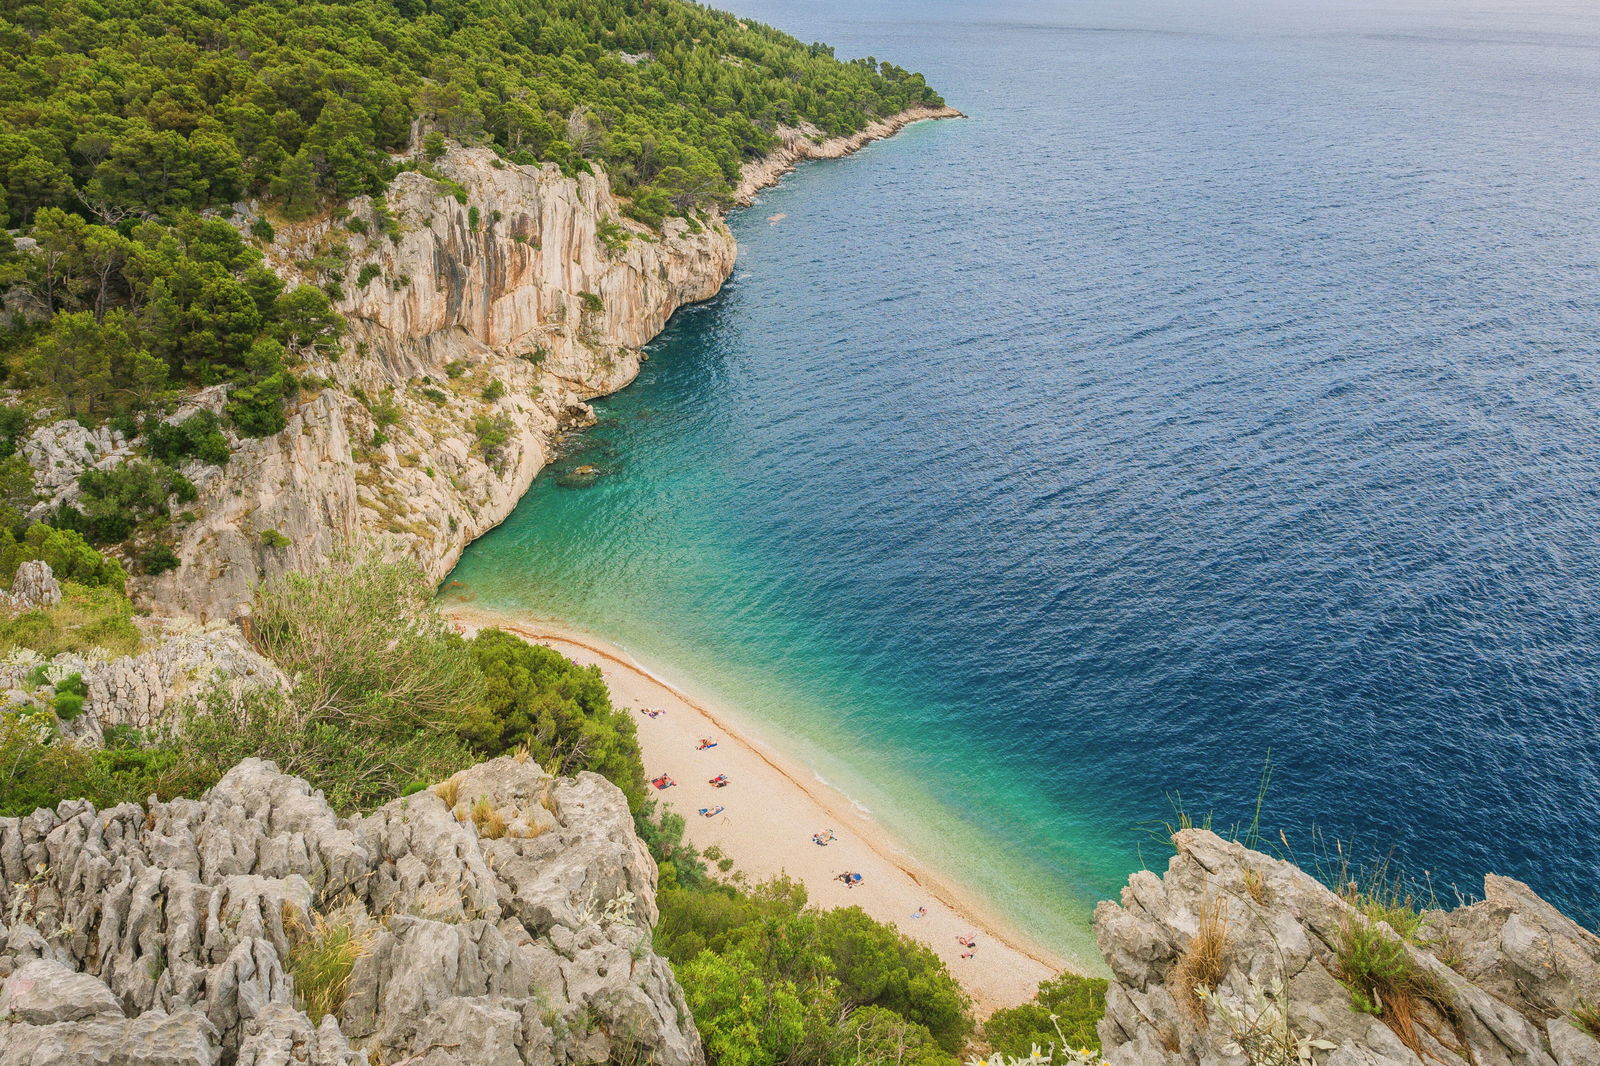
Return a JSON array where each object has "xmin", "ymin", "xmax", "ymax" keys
[
  {"xmin": 658, "ymin": 877, "xmax": 969, "ymax": 1063},
  {"xmin": 50, "ymin": 673, "xmax": 88, "ymax": 720},
  {"xmin": 422, "ymin": 131, "xmax": 447, "ymax": 161},
  {"xmin": 55, "ymin": 459, "xmax": 194, "ymax": 545},
  {"xmin": 260, "ymin": 529, "xmax": 291, "ymax": 549},
  {"xmin": 0, "ymin": 714, "xmax": 217, "ymax": 817},
  {"xmin": 344, "ymin": 217, "xmax": 368, "ymax": 235},
  {"xmin": 445, "ymin": 360, "xmax": 468, "ymax": 379},
  {"xmin": 356, "ymin": 263, "xmax": 381, "ymax": 289},
  {"xmin": 1333, "ymin": 912, "xmax": 1458, "ymax": 1054},
  {"xmin": 250, "ymin": 218, "xmax": 276, "ymax": 243},
  {"xmin": 481, "ymin": 380, "xmax": 506, "ymax": 402},
  {"xmin": 226, "ymin": 370, "xmax": 297, "ymax": 438},
  {"xmin": 578, "ymin": 291, "xmax": 604, "ymax": 314},
  {"xmin": 461, "ymin": 628, "xmax": 645, "ymax": 810},
  {"xmin": 372, "ymin": 198, "xmax": 402, "ymax": 243},
  {"xmin": 984, "ymin": 972, "xmax": 1108, "ymax": 1057},
  {"xmin": 472, "ymin": 414, "xmax": 513, "ymax": 471},
  {"xmin": 139, "ymin": 544, "xmax": 181, "ymax": 575},
  {"xmin": 596, "ymin": 218, "xmax": 630, "ymax": 253},
  {"xmin": 237, "ymin": 553, "xmax": 479, "ymax": 810},
  {"xmin": 0, "ymin": 523, "xmax": 126, "ymax": 590},
  {"xmin": 145, "ymin": 411, "xmax": 230, "ymax": 467}
]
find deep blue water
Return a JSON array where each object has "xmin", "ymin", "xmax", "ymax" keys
[{"xmin": 449, "ymin": 0, "xmax": 1600, "ymax": 954}]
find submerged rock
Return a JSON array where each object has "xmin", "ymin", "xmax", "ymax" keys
[{"xmin": 0, "ymin": 757, "xmax": 702, "ymax": 1066}]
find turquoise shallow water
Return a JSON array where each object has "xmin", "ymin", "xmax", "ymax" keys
[{"xmin": 447, "ymin": 0, "xmax": 1600, "ymax": 958}]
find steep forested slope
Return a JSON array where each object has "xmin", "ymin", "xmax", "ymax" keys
[
  {"xmin": 0, "ymin": 0, "xmax": 942, "ymax": 228},
  {"xmin": 0, "ymin": 0, "xmax": 940, "ymax": 576}
]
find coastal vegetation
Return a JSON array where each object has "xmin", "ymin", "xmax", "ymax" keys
[
  {"xmin": 0, "ymin": 550, "xmax": 995, "ymax": 1064},
  {"xmin": 980, "ymin": 973, "xmax": 1108, "ymax": 1058}
]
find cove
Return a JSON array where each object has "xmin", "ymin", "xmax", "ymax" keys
[{"xmin": 447, "ymin": 0, "xmax": 1600, "ymax": 958}]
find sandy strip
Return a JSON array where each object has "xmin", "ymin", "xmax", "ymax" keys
[{"xmin": 445, "ymin": 605, "xmax": 1069, "ymax": 1014}]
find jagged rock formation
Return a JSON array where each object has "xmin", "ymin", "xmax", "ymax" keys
[
  {"xmin": 0, "ymin": 573, "xmax": 283, "ymax": 746},
  {"xmin": 0, "ymin": 756, "xmax": 701, "ymax": 1066},
  {"xmin": 1095, "ymin": 829, "xmax": 1600, "ymax": 1066},
  {"xmin": 4, "ymin": 560, "xmax": 60, "ymax": 611},
  {"xmin": 20, "ymin": 421, "xmax": 137, "ymax": 515},
  {"xmin": 136, "ymin": 146, "xmax": 737, "ymax": 619}
]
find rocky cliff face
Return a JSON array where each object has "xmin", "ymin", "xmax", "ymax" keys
[
  {"xmin": 1095, "ymin": 830, "xmax": 1600, "ymax": 1066},
  {"xmin": 0, "ymin": 756, "xmax": 701, "ymax": 1066},
  {"xmin": 137, "ymin": 148, "xmax": 736, "ymax": 619}
]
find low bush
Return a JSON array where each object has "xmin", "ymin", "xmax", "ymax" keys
[
  {"xmin": 145, "ymin": 411, "xmax": 230, "ymax": 467},
  {"xmin": 0, "ymin": 523, "xmax": 126, "ymax": 590},
  {"xmin": 461, "ymin": 628, "xmax": 645, "ymax": 810},
  {"xmin": 658, "ymin": 877, "xmax": 970, "ymax": 1064},
  {"xmin": 983, "ymin": 972, "xmax": 1108, "ymax": 1057},
  {"xmin": 1333, "ymin": 910, "xmax": 1458, "ymax": 1056}
]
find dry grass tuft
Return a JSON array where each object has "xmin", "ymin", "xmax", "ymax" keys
[
  {"xmin": 512, "ymin": 744, "xmax": 531, "ymax": 764},
  {"xmin": 1172, "ymin": 897, "xmax": 1229, "ymax": 1018},
  {"xmin": 286, "ymin": 909, "xmax": 374, "ymax": 1024},
  {"xmin": 1242, "ymin": 867, "xmax": 1266, "ymax": 904},
  {"xmin": 432, "ymin": 777, "xmax": 460, "ymax": 809},
  {"xmin": 1572, "ymin": 1001, "xmax": 1600, "ymax": 1041},
  {"xmin": 471, "ymin": 796, "xmax": 508, "ymax": 839}
]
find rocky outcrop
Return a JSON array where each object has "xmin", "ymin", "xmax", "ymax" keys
[
  {"xmin": 138, "ymin": 147, "xmax": 737, "ymax": 619},
  {"xmin": 21, "ymin": 420, "xmax": 136, "ymax": 513},
  {"xmin": 0, "ymin": 756, "xmax": 702, "ymax": 1066},
  {"xmin": 0, "ymin": 610, "xmax": 283, "ymax": 744},
  {"xmin": 733, "ymin": 104, "xmax": 964, "ymax": 204},
  {"xmin": 1095, "ymin": 829, "xmax": 1600, "ymax": 1066},
  {"xmin": 4, "ymin": 560, "xmax": 60, "ymax": 610}
]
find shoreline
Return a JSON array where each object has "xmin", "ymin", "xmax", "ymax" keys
[
  {"xmin": 734, "ymin": 104, "xmax": 966, "ymax": 204},
  {"xmin": 444, "ymin": 604, "xmax": 1071, "ymax": 1015}
]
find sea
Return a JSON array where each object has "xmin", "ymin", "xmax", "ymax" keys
[{"xmin": 445, "ymin": 0, "xmax": 1600, "ymax": 965}]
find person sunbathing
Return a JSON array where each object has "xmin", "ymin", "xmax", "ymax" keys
[
  {"xmin": 708, "ymin": 774, "xmax": 730, "ymax": 787},
  {"xmin": 836, "ymin": 872, "xmax": 862, "ymax": 887},
  {"xmin": 696, "ymin": 738, "xmax": 718, "ymax": 749},
  {"xmin": 651, "ymin": 775, "xmax": 676, "ymax": 789},
  {"xmin": 698, "ymin": 806, "xmax": 724, "ymax": 817}
]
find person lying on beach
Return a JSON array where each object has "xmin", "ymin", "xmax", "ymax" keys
[
  {"xmin": 696, "ymin": 738, "xmax": 718, "ymax": 749},
  {"xmin": 911, "ymin": 906, "xmax": 927, "ymax": 919},
  {"xmin": 812, "ymin": 829, "xmax": 836, "ymax": 846},
  {"xmin": 698, "ymin": 806, "xmax": 724, "ymax": 817},
  {"xmin": 641, "ymin": 707, "xmax": 665, "ymax": 718},
  {"xmin": 955, "ymin": 934, "xmax": 976, "ymax": 948},
  {"xmin": 836, "ymin": 872, "xmax": 863, "ymax": 887},
  {"xmin": 651, "ymin": 775, "xmax": 676, "ymax": 789},
  {"xmin": 708, "ymin": 774, "xmax": 730, "ymax": 788}
]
